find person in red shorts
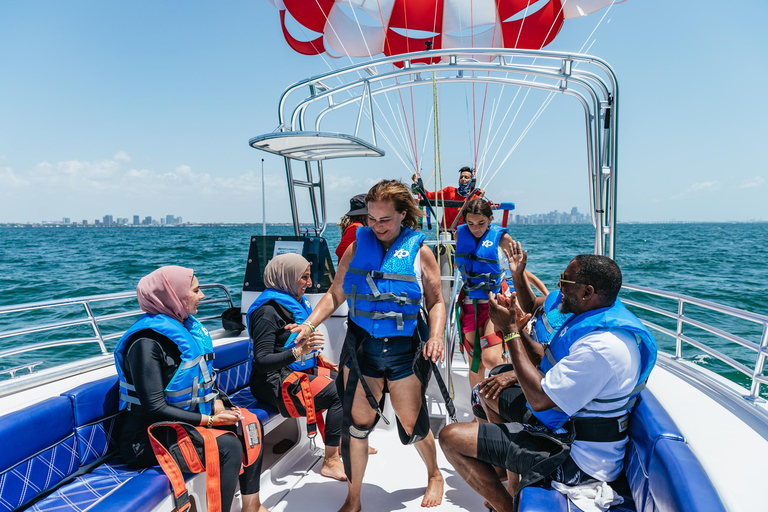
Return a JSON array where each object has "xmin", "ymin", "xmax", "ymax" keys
[
  {"xmin": 335, "ymin": 194, "xmax": 368, "ymax": 263},
  {"xmin": 412, "ymin": 166, "xmax": 484, "ymax": 232}
]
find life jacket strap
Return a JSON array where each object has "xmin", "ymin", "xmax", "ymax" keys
[
  {"xmin": 345, "ymin": 291, "xmax": 420, "ymax": 306},
  {"xmin": 346, "ymin": 266, "xmax": 418, "ymax": 284},
  {"xmin": 350, "ymin": 310, "xmax": 417, "ymax": 330},
  {"xmin": 455, "ymin": 253, "xmax": 497, "ymax": 264},
  {"xmin": 570, "ymin": 413, "xmax": 630, "ymax": 442}
]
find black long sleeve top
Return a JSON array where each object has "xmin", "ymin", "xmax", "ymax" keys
[
  {"xmin": 118, "ymin": 329, "xmax": 211, "ymax": 466},
  {"xmin": 248, "ymin": 301, "xmax": 296, "ymax": 407}
]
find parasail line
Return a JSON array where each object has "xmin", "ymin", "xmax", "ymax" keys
[
  {"xmin": 344, "ymin": 0, "xmax": 419, "ymax": 171},
  {"xmin": 293, "ymin": 6, "xmax": 416, "ymax": 173},
  {"xmin": 479, "ymin": 0, "xmax": 619, "ymax": 191}
]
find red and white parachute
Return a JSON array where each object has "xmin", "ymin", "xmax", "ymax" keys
[{"xmin": 269, "ymin": 0, "xmax": 619, "ymax": 61}]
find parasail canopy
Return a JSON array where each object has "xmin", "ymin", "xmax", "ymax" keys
[{"xmin": 270, "ymin": 0, "xmax": 619, "ymax": 61}]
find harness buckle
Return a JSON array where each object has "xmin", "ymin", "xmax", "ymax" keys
[
  {"xmin": 369, "ymin": 270, "xmax": 384, "ymax": 280},
  {"xmin": 174, "ymin": 490, "xmax": 191, "ymax": 512},
  {"xmin": 376, "ymin": 407, "xmax": 391, "ymax": 425}
]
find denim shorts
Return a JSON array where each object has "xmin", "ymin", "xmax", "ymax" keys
[{"xmin": 354, "ymin": 334, "xmax": 417, "ymax": 381}]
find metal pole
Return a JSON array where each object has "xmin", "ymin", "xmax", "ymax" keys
[{"xmin": 262, "ymin": 159, "xmax": 266, "ymax": 238}]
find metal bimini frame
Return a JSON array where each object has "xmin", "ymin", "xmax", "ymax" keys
[{"xmin": 250, "ymin": 48, "xmax": 619, "ymax": 257}]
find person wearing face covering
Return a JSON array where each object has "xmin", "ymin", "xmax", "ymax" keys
[
  {"xmin": 246, "ymin": 253, "xmax": 346, "ymax": 481},
  {"xmin": 411, "ymin": 166, "xmax": 485, "ymax": 231},
  {"xmin": 115, "ymin": 266, "xmax": 269, "ymax": 512}
]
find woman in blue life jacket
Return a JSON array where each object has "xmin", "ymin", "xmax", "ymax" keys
[
  {"xmin": 115, "ymin": 266, "xmax": 269, "ymax": 512},
  {"xmin": 290, "ymin": 179, "xmax": 447, "ymax": 512},
  {"xmin": 246, "ymin": 253, "xmax": 347, "ymax": 481},
  {"xmin": 455, "ymin": 199, "xmax": 547, "ymax": 395}
]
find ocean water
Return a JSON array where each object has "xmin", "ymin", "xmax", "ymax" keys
[{"xmin": 1, "ymin": 223, "xmax": 766, "ymax": 388}]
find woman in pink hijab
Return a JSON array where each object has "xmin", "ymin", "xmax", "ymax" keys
[{"xmin": 114, "ymin": 266, "xmax": 270, "ymax": 512}]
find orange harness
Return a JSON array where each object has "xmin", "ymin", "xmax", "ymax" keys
[
  {"xmin": 148, "ymin": 408, "xmax": 263, "ymax": 512},
  {"xmin": 280, "ymin": 366, "xmax": 334, "ymax": 444}
]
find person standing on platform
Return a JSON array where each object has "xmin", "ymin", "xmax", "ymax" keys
[{"xmin": 412, "ymin": 166, "xmax": 484, "ymax": 232}]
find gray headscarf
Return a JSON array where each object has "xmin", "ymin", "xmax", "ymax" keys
[{"xmin": 263, "ymin": 253, "xmax": 311, "ymax": 298}]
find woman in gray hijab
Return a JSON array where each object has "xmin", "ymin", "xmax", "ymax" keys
[{"xmin": 246, "ymin": 253, "xmax": 346, "ymax": 481}]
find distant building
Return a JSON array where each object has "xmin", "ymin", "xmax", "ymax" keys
[
  {"xmin": 512, "ymin": 207, "xmax": 589, "ymax": 225},
  {"xmin": 62, "ymin": 217, "xmax": 70, "ymax": 224},
  {"xmin": 133, "ymin": 215, "xmax": 140, "ymax": 225},
  {"xmin": 103, "ymin": 214, "xmax": 114, "ymax": 227},
  {"xmin": 82, "ymin": 220, "xmax": 88, "ymax": 225},
  {"xmin": 142, "ymin": 216, "xmax": 152, "ymax": 226},
  {"xmin": 165, "ymin": 214, "xmax": 176, "ymax": 225}
]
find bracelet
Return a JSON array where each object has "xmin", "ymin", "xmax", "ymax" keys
[
  {"xmin": 206, "ymin": 415, "xmax": 214, "ymax": 428},
  {"xmin": 292, "ymin": 346, "xmax": 301, "ymax": 361},
  {"xmin": 302, "ymin": 320, "xmax": 316, "ymax": 332},
  {"xmin": 503, "ymin": 332, "xmax": 521, "ymax": 343}
]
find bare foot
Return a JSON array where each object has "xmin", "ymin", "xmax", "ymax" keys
[
  {"xmin": 368, "ymin": 445, "xmax": 378, "ymax": 455},
  {"xmin": 336, "ymin": 496, "xmax": 362, "ymax": 512},
  {"xmin": 321, "ymin": 455, "xmax": 348, "ymax": 481},
  {"xmin": 421, "ymin": 473, "xmax": 444, "ymax": 507}
]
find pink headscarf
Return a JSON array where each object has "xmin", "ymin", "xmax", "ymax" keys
[{"xmin": 136, "ymin": 266, "xmax": 194, "ymax": 323}]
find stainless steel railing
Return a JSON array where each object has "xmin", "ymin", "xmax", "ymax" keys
[
  {"xmin": 622, "ymin": 284, "xmax": 768, "ymax": 401},
  {"xmin": 0, "ymin": 284, "xmax": 234, "ymax": 379}
]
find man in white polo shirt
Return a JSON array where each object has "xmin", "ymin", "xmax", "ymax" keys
[{"xmin": 440, "ymin": 255, "xmax": 657, "ymax": 512}]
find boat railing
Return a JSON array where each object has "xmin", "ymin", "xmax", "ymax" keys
[
  {"xmin": 622, "ymin": 283, "xmax": 768, "ymax": 402},
  {"xmin": 0, "ymin": 283, "xmax": 234, "ymax": 380}
]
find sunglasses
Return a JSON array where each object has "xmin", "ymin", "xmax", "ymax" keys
[{"xmin": 557, "ymin": 273, "xmax": 589, "ymax": 288}]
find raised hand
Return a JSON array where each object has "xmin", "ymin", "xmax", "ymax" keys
[{"xmin": 503, "ymin": 239, "xmax": 527, "ymax": 277}]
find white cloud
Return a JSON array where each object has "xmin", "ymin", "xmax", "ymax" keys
[
  {"xmin": 113, "ymin": 151, "xmax": 131, "ymax": 162},
  {"xmin": 670, "ymin": 180, "xmax": 720, "ymax": 200},
  {"xmin": 739, "ymin": 176, "xmax": 764, "ymax": 189}
]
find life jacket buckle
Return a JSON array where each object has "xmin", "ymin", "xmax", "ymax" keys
[{"xmin": 369, "ymin": 270, "xmax": 384, "ymax": 280}]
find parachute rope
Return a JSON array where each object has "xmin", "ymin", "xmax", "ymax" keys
[{"xmin": 478, "ymin": 0, "xmax": 619, "ymax": 192}]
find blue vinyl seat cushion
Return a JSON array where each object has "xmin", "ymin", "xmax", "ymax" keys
[
  {"xmin": 0, "ymin": 397, "xmax": 78, "ymax": 512},
  {"xmin": 62, "ymin": 377, "xmax": 121, "ymax": 465}
]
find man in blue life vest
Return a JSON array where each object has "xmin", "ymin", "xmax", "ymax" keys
[{"xmin": 440, "ymin": 255, "xmax": 657, "ymax": 512}]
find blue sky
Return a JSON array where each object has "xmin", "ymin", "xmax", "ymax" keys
[{"xmin": 1, "ymin": 0, "xmax": 766, "ymax": 224}]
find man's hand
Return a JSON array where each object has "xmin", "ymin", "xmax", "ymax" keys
[
  {"xmin": 503, "ymin": 240, "xmax": 527, "ymax": 277},
  {"xmin": 488, "ymin": 292, "xmax": 531, "ymax": 334},
  {"xmin": 478, "ymin": 371, "xmax": 518, "ymax": 399},
  {"xmin": 423, "ymin": 337, "xmax": 445, "ymax": 363}
]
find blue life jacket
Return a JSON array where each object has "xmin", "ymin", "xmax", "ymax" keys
[
  {"xmin": 531, "ymin": 291, "xmax": 572, "ymax": 344},
  {"xmin": 115, "ymin": 314, "xmax": 216, "ymax": 415},
  {"xmin": 530, "ymin": 299, "xmax": 658, "ymax": 430},
  {"xmin": 246, "ymin": 288, "xmax": 315, "ymax": 371},
  {"xmin": 455, "ymin": 224, "xmax": 506, "ymax": 299},
  {"xmin": 343, "ymin": 226, "xmax": 424, "ymax": 338}
]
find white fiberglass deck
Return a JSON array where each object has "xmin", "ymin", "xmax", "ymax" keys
[{"xmin": 260, "ymin": 358, "xmax": 483, "ymax": 512}]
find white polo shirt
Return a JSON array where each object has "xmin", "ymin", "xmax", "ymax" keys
[{"xmin": 541, "ymin": 329, "xmax": 641, "ymax": 481}]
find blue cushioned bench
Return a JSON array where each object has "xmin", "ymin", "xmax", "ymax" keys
[
  {"xmin": 0, "ymin": 337, "xmax": 280, "ymax": 512},
  {"xmin": 519, "ymin": 390, "xmax": 726, "ymax": 512}
]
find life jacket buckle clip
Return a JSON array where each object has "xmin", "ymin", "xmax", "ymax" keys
[{"xmin": 369, "ymin": 270, "xmax": 384, "ymax": 280}]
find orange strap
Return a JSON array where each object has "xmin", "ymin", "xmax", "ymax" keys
[
  {"xmin": 148, "ymin": 422, "xmax": 233, "ymax": 512},
  {"xmin": 237, "ymin": 408, "xmax": 263, "ymax": 467},
  {"xmin": 280, "ymin": 367, "xmax": 334, "ymax": 439}
]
